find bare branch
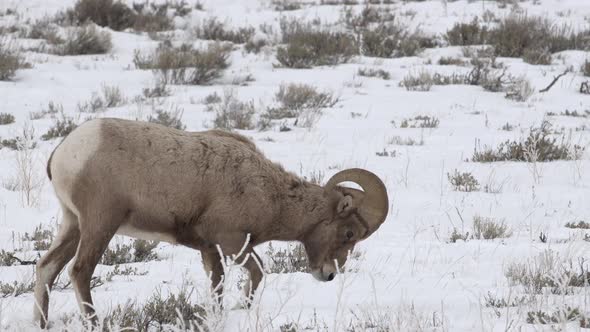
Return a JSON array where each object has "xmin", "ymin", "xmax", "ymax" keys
[{"xmin": 539, "ymin": 70, "xmax": 569, "ymax": 93}]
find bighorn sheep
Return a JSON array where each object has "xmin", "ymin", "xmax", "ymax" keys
[{"xmin": 33, "ymin": 118, "xmax": 389, "ymax": 327}]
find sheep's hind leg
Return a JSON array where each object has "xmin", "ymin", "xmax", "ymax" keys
[
  {"xmin": 33, "ymin": 203, "xmax": 80, "ymax": 328},
  {"xmin": 68, "ymin": 206, "xmax": 124, "ymax": 325}
]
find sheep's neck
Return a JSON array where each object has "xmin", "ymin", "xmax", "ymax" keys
[{"xmin": 271, "ymin": 183, "xmax": 329, "ymax": 242}]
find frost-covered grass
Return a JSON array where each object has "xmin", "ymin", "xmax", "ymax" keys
[{"xmin": 1, "ymin": 0, "xmax": 590, "ymax": 330}]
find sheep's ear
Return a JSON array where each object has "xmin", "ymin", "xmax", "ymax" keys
[{"xmin": 336, "ymin": 195, "xmax": 354, "ymax": 216}]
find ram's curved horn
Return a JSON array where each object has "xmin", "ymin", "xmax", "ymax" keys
[{"xmin": 325, "ymin": 168, "xmax": 389, "ymax": 236}]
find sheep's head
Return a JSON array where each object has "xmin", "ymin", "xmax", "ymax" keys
[{"xmin": 303, "ymin": 168, "xmax": 389, "ymax": 282}]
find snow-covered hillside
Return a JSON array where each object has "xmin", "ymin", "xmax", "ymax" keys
[{"xmin": 0, "ymin": 0, "xmax": 589, "ymax": 331}]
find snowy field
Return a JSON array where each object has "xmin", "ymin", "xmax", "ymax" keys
[{"xmin": 1, "ymin": 0, "xmax": 590, "ymax": 331}]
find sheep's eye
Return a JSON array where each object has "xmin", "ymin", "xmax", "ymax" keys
[{"xmin": 346, "ymin": 230, "xmax": 354, "ymax": 240}]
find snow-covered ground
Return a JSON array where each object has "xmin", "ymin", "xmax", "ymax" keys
[{"xmin": 1, "ymin": 0, "xmax": 589, "ymax": 331}]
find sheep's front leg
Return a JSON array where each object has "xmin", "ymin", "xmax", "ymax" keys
[
  {"xmin": 241, "ymin": 249, "xmax": 264, "ymax": 307},
  {"xmin": 201, "ymin": 251, "xmax": 225, "ymax": 303},
  {"xmin": 206, "ymin": 233, "xmax": 264, "ymax": 308}
]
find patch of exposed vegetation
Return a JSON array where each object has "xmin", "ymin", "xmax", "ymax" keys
[
  {"xmin": 582, "ymin": 59, "xmax": 590, "ymax": 77},
  {"xmin": 387, "ymin": 135, "xmax": 423, "ymax": 146},
  {"xmin": 100, "ymin": 240, "xmax": 159, "ymax": 265},
  {"xmin": 276, "ymin": 19, "xmax": 357, "ymax": 68},
  {"xmin": 265, "ymin": 242, "xmax": 309, "ymax": 273},
  {"xmin": 260, "ymin": 83, "xmax": 337, "ymax": 129},
  {"xmin": 22, "ymin": 224, "xmax": 54, "ymax": 251},
  {"xmin": 0, "ymin": 39, "xmax": 29, "ymax": 80},
  {"xmin": 446, "ymin": 18, "xmax": 488, "ymax": 46},
  {"xmin": 68, "ymin": 0, "xmax": 175, "ymax": 32},
  {"xmin": 505, "ymin": 250, "xmax": 590, "ymax": 294},
  {"xmin": 471, "ymin": 121, "xmax": 584, "ymax": 162},
  {"xmin": 41, "ymin": 115, "xmax": 78, "ymax": 140},
  {"xmin": 148, "ymin": 106, "xmax": 186, "ymax": 130},
  {"xmin": 0, "ymin": 279, "xmax": 35, "ymax": 298},
  {"xmin": 447, "ymin": 170, "xmax": 480, "ymax": 192},
  {"xmin": 357, "ymin": 67, "xmax": 390, "ymax": 80},
  {"xmin": 211, "ymin": 90, "xmax": 256, "ymax": 130},
  {"xmin": 526, "ymin": 306, "xmax": 588, "ymax": 326},
  {"xmin": 0, "ymin": 113, "xmax": 15, "ymax": 125},
  {"xmin": 449, "ymin": 215, "xmax": 511, "ymax": 242},
  {"xmin": 194, "ymin": 18, "xmax": 255, "ymax": 44},
  {"xmin": 472, "ymin": 216, "xmax": 512, "ymax": 240},
  {"xmin": 52, "ymin": 25, "xmax": 112, "ymax": 55},
  {"xmin": 437, "ymin": 56, "xmax": 467, "ymax": 66},
  {"xmin": 399, "ymin": 115, "xmax": 439, "ymax": 129},
  {"xmin": 565, "ymin": 221, "xmax": 590, "ymax": 229},
  {"xmin": 134, "ymin": 43, "xmax": 231, "ymax": 85},
  {"xmin": 102, "ymin": 287, "xmax": 205, "ymax": 330},
  {"xmin": 483, "ymin": 292, "xmax": 528, "ymax": 308}
]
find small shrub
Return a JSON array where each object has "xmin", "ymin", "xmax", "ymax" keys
[
  {"xmin": 472, "ymin": 215, "xmax": 512, "ymax": 239},
  {"xmin": 504, "ymin": 75, "xmax": 534, "ymax": 102},
  {"xmin": 465, "ymin": 60, "xmax": 512, "ymax": 93},
  {"xmin": 483, "ymin": 292, "xmax": 527, "ymax": 308},
  {"xmin": 449, "ymin": 229, "xmax": 469, "ymax": 243},
  {"xmin": 489, "ymin": 15, "xmax": 590, "ymax": 58},
  {"xmin": 104, "ymin": 287, "xmax": 205, "ymax": 330},
  {"xmin": 135, "ymin": 43, "xmax": 231, "ymax": 85},
  {"xmin": 273, "ymin": 0, "xmax": 302, "ymax": 11},
  {"xmin": 341, "ymin": 5, "xmax": 395, "ymax": 30},
  {"xmin": 0, "ymin": 250, "xmax": 17, "ymax": 266},
  {"xmin": 471, "ymin": 121, "xmax": 584, "ymax": 162},
  {"xmin": 100, "ymin": 240, "xmax": 159, "ymax": 265},
  {"xmin": 446, "ymin": 18, "xmax": 488, "ymax": 46},
  {"xmin": 276, "ymin": 19, "xmax": 357, "ymax": 68},
  {"xmin": 272, "ymin": 83, "xmax": 337, "ymax": 118},
  {"xmin": 72, "ymin": 0, "xmax": 135, "ymax": 31},
  {"xmin": 0, "ymin": 113, "xmax": 15, "ymax": 125},
  {"xmin": 148, "ymin": 107, "xmax": 186, "ymax": 130},
  {"xmin": 0, "ymin": 137, "xmax": 37, "ymax": 151},
  {"xmin": 212, "ymin": 90, "xmax": 256, "ymax": 130},
  {"xmin": 387, "ymin": 135, "xmax": 423, "ymax": 146},
  {"xmin": 142, "ymin": 81, "xmax": 170, "ymax": 98},
  {"xmin": 41, "ymin": 115, "xmax": 78, "ymax": 140},
  {"xmin": 400, "ymin": 71, "xmax": 433, "ymax": 91},
  {"xmin": 448, "ymin": 170, "xmax": 480, "ymax": 192},
  {"xmin": 265, "ymin": 242, "xmax": 309, "ymax": 273},
  {"xmin": 357, "ymin": 67, "xmax": 390, "ymax": 80},
  {"xmin": 105, "ymin": 265, "xmax": 148, "ymax": 282},
  {"xmin": 194, "ymin": 18, "xmax": 255, "ymax": 44},
  {"xmin": 0, "ymin": 280, "xmax": 35, "ymax": 298},
  {"xmin": 522, "ymin": 47, "xmax": 552, "ymax": 65},
  {"xmin": 102, "ymin": 84, "xmax": 126, "ymax": 107},
  {"xmin": 132, "ymin": 239, "xmax": 159, "ymax": 262},
  {"xmin": 55, "ymin": 25, "xmax": 112, "ymax": 55},
  {"xmin": 437, "ymin": 56, "xmax": 467, "ymax": 66},
  {"xmin": 505, "ymin": 250, "xmax": 590, "ymax": 294},
  {"xmin": 26, "ymin": 19, "xmax": 64, "ymax": 44},
  {"xmin": 22, "ymin": 224, "xmax": 54, "ymax": 251},
  {"xmin": 399, "ymin": 115, "xmax": 439, "ymax": 129},
  {"xmin": 77, "ymin": 93, "xmax": 105, "ymax": 113},
  {"xmin": 565, "ymin": 221, "xmax": 590, "ymax": 229},
  {"xmin": 30, "ymin": 102, "xmax": 63, "ymax": 120},
  {"xmin": 526, "ymin": 306, "xmax": 587, "ymax": 325},
  {"xmin": 261, "ymin": 83, "xmax": 336, "ymax": 128},
  {"xmin": 132, "ymin": 3, "xmax": 174, "ymax": 32},
  {"xmin": 501, "ymin": 122, "xmax": 515, "ymax": 131},
  {"xmin": 0, "ymin": 40, "xmax": 27, "ymax": 81},
  {"xmin": 375, "ymin": 149, "xmax": 396, "ymax": 157},
  {"xmin": 582, "ymin": 59, "xmax": 590, "ymax": 77},
  {"xmin": 581, "ymin": 81, "xmax": 590, "ymax": 95},
  {"xmin": 244, "ymin": 39, "xmax": 267, "ymax": 54},
  {"xmin": 362, "ymin": 22, "xmax": 431, "ymax": 58},
  {"xmin": 203, "ymin": 92, "xmax": 221, "ymax": 104}
]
